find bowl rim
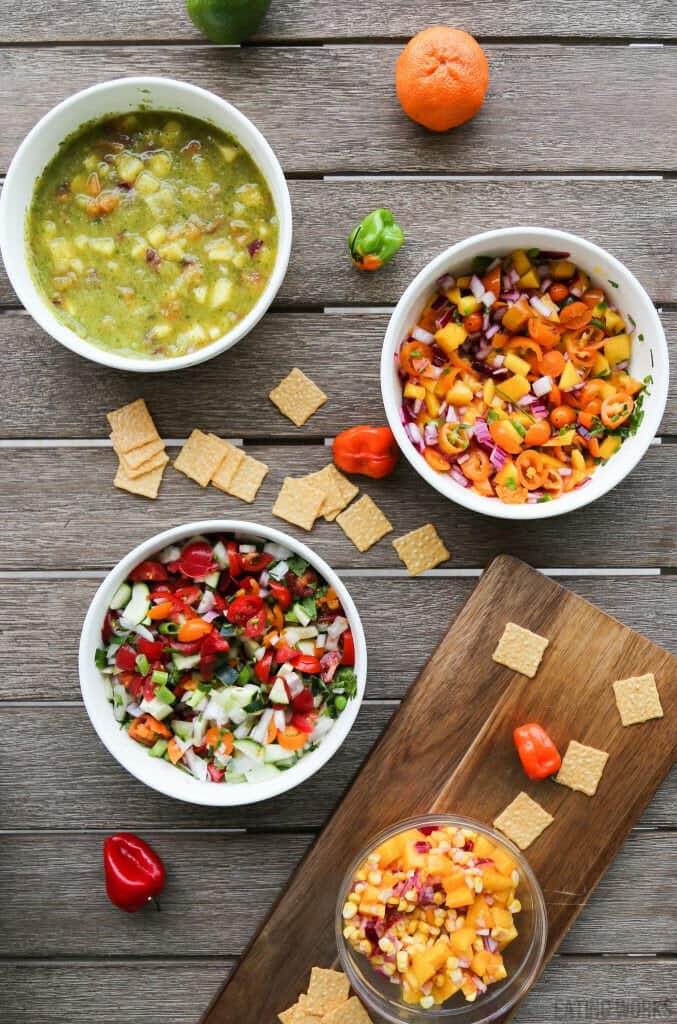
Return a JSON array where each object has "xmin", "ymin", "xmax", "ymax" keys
[
  {"xmin": 78, "ymin": 519, "xmax": 367, "ymax": 806},
  {"xmin": 380, "ymin": 226, "xmax": 669, "ymax": 520},
  {"xmin": 0, "ymin": 75, "xmax": 293, "ymax": 373},
  {"xmin": 335, "ymin": 813, "xmax": 548, "ymax": 1024}
]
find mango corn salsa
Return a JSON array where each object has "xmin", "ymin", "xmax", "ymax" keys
[{"xmin": 342, "ymin": 825, "xmax": 521, "ymax": 1009}]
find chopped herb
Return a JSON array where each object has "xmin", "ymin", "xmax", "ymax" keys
[
  {"xmin": 410, "ymin": 349, "xmax": 422, "ymax": 358},
  {"xmin": 597, "ymin": 301, "xmax": 608, "ymax": 311},
  {"xmin": 95, "ymin": 648, "xmax": 108, "ymax": 670},
  {"xmin": 537, "ymin": 494, "xmax": 553, "ymax": 503},
  {"xmin": 608, "ymin": 279, "xmax": 619, "ymax": 289},
  {"xmin": 628, "ymin": 314, "xmax": 636, "ymax": 328},
  {"xmin": 527, "ymin": 247, "xmax": 541, "ymax": 260},
  {"xmin": 639, "ymin": 333, "xmax": 644, "ymax": 341},
  {"xmin": 472, "ymin": 255, "xmax": 493, "ymax": 274},
  {"xmin": 237, "ymin": 663, "xmax": 254, "ymax": 684},
  {"xmin": 219, "ymin": 622, "xmax": 237, "ymax": 638},
  {"xmin": 487, "ymin": 408, "xmax": 501, "ymax": 423},
  {"xmin": 512, "ymin": 420, "xmax": 527, "ymax": 438},
  {"xmin": 590, "ymin": 317, "xmax": 606, "ymax": 330},
  {"xmin": 286, "ymin": 555, "xmax": 309, "ymax": 577},
  {"xmin": 505, "ymin": 477, "xmax": 517, "ymax": 491},
  {"xmin": 244, "ymin": 694, "xmax": 268, "ymax": 714}
]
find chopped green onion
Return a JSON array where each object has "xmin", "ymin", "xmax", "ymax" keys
[
  {"xmin": 95, "ymin": 648, "xmax": 108, "ymax": 669},
  {"xmin": 237, "ymin": 663, "xmax": 254, "ymax": 684},
  {"xmin": 135, "ymin": 653, "xmax": 150, "ymax": 676},
  {"xmin": 590, "ymin": 317, "xmax": 606, "ymax": 330},
  {"xmin": 512, "ymin": 420, "xmax": 527, "ymax": 438},
  {"xmin": 151, "ymin": 670, "xmax": 168, "ymax": 685},
  {"xmin": 158, "ymin": 621, "xmax": 180, "ymax": 635}
]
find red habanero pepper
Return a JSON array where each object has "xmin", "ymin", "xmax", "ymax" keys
[
  {"xmin": 103, "ymin": 833, "xmax": 166, "ymax": 912},
  {"xmin": 513, "ymin": 723, "xmax": 562, "ymax": 780},
  {"xmin": 333, "ymin": 425, "xmax": 399, "ymax": 479}
]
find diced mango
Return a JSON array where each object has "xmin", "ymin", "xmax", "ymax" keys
[
  {"xmin": 375, "ymin": 835, "xmax": 406, "ymax": 867},
  {"xmin": 491, "ymin": 846, "xmax": 517, "ymax": 876},
  {"xmin": 445, "ymin": 885, "xmax": 475, "ymax": 909},
  {"xmin": 592, "ymin": 353, "xmax": 610, "ymax": 378},
  {"xmin": 441, "ymin": 868, "xmax": 466, "ymax": 892},
  {"xmin": 435, "ymin": 323, "xmax": 467, "ymax": 355},
  {"xmin": 426, "ymin": 851, "xmax": 453, "ymax": 876},
  {"xmin": 543, "ymin": 429, "xmax": 576, "ymax": 447},
  {"xmin": 604, "ymin": 309, "xmax": 626, "ymax": 335},
  {"xmin": 518, "ymin": 269, "xmax": 540, "ymax": 290},
  {"xmin": 538, "ymin": 293, "xmax": 561, "ymax": 321},
  {"xmin": 458, "ymin": 295, "xmax": 481, "ymax": 316},
  {"xmin": 457, "ymin": 275, "xmax": 471, "ymax": 288},
  {"xmin": 446, "ymin": 381, "xmax": 474, "ymax": 407},
  {"xmin": 550, "ymin": 259, "xmax": 576, "ymax": 280},
  {"xmin": 494, "ymin": 459, "xmax": 519, "ymax": 487},
  {"xmin": 599, "ymin": 435, "xmax": 622, "ymax": 460},
  {"xmin": 449, "ymin": 928, "xmax": 476, "ymax": 955},
  {"xmin": 511, "ymin": 249, "xmax": 532, "ymax": 276},
  {"xmin": 499, "ymin": 374, "xmax": 531, "ymax": 402},
  {"xmin": 480, "ymin": 866, "xmax": 514, "ymax": 892},
  {"xmin": 559, "ymin": 361, "xmax": 581, "ymax": 391},
  {"xmin": 434, "ymin": 976, "xmax": 460, "ymax": 1003},
  {"xmin": 404, "ymin": 382, "xmax": 426, "ymax": 401},
  {"xmin": 504, "ymin": 352, "xmax": 530, "ymax": 376},
  {"xmin": 604, "ymin": 333, "xmax": 631, "ymax": 367},
  {"xmin": 465, "ymin": 896, "xmax": 493, "ymax": 931},
  {"xmin": 502, "ymin": 300, "xmax": 531, "ymax": 334},
  {"xmin": 445, "ymin": 286, "xmax": 462, "ymax": 305},
  {"xmin": 492, "ymin": 908, "xmax": 514, "ymax": 931}
]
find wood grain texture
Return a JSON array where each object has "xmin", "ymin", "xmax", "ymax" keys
[
  {"xmin": 1, "ymin": 958, "xmax": 675, "ymax": 1024},
  {"xmin": 2, "ymin": 1, "xmax": 676, "ymax": 42},
  {"xmin": 0, "ymin": 702, "xmax": 673, "ymax": 831},
  {"xmin": 0, "ymin": 46, "xmax": 675, "ymax": 175},
  {"xmin": 0, "ymin": 445, "xmax": 674, "ymax": 570},
  {"xmin": 3, "ymin": 575, "xmax": 676, "ymax": 702},
  {"xmin": 0, "ymin": 832, "xmax": 673, "ymax": 959},
  {"xmin": 3, "ymin": 178, "xmax": 677, "ymax": 307},
  {"xmin": 204, "ymin": 556, "xmax": 677, "ymax": 1023},
  {"xmin": 1, "ymin": 309, "xmax": 675, "ymax": 438}
]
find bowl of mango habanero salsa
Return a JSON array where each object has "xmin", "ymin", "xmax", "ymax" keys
[
  {"xmin": 0, "ymin": 76, "xmax": 292, "ymax": 372},
  {"xmin": 79, "ymin": 521, "xmax": 366, "ymax": 806},
  {"xmin": 381, "ymin": 227, "xmax": 668, "ymax": 519}
]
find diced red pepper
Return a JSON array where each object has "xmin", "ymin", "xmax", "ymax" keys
[
  {"xmin": 255, "ymin": 650, "xmax": 274, "ymax": 684},
  {"xmin": 200, "ymin": 631, "xmax": 230, "ymax": 658},
  {"xmin": 291, "ymin": 687, "xmax": 315, "ymax": 713},
  {"xmin": 136, "ymin": 637, "xmax": 165, "ymax": 661},
  {"xmin": 341, "ymin": 630, "xmax": 355, "ymax": 666},
  {"xmin": 226, "ymin": 541, "xmax": 242, "ymax": 577},
  {"xmin": 513, "ymin": 723, "xmax": 562, "ymax": 780},
  {"xmin": 274, "ymin": 644, "xmax": 300, "ymax": 665},
  {"xmin": 291, "ymin": 711, "xmax": 316, "ymax": 734},
  {"xmin": 239, "ymin": 551, "xmax": 274, "ymax": 572},
  {"xmin": 207, "ymin": 764, "xmax": 225, "ymax": 783},
  {"xmin": 115, "ymin": 644, "xmax": 138, "ymax": 672}
]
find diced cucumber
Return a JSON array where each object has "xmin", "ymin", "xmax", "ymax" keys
[
  {"xmin": 292, "ymin": 602, "xmax": 311, "ymax": 627},
  {"xmin": 268, "ymin": 678, "xmax": 289, "ymax": 705},
  {"xmin": 232, "ymin": 738, "xmax": 264, "ymax": 762},
  {"xmin": 185, "ymin": 689, "xmax": 207, "ymax": 709},
  {"xmin": 102, "ymin": 677, "xmax": 114, "ymax": 701},
  {"xmin": 284, "ymin": 626, "xmax": 318, "ymax": 645},
  {"xmin": 230, "ymin": 684, "xmax": 259, "ymax": 708},
  {"xmin": 204, "ymin": 570, "xmax": 220, "ymax": 588},
  {"xmin": 122, "ymin": 582, "xmax": 150, "ymax": 626},
  {"xmin": 171, "ymin": 720, "xmax": 193, "ymax": 741},
  {"xmin": 172, "ymin": 652, "xmax": 201, "ymax": 671},
  {"xmin": 139, "ymin": 696, "xmax": 173, "ymax": 721},
  {"xmin": 212, "ymin": 540, "xmax": 228, "ymax": 569},
  {"xmin": 263, "ymin": 743, "xmax": 296, "ymax": 764},
  {"xmin": 109, "ymin": 582, "xmax": 131, "ymax": 610},
  {"xmin": 227, "ymin": 706, "xmax": 247, "ymax": 726},
  {"xmin": 225, "ymin": 771, "xmax": 246, "ymax": 784},
  {"xmin": 267, "ymin": 558, "xmax": 290, "ymax": 581},
  {"xmin": 298, "ymin": 639, "xmax": 316, "ymax": 656},
  {"xmin": 149, "ymin": 738, "xmax": 168, "ymax": 758},
  {"xmin": 244, "ymin": 762, "xmax": 281, "ymax": 783}
]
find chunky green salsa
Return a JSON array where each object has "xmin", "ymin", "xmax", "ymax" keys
[{"xmin": 28, "ymin": 111, "xmax": 278, "ymax": 359}]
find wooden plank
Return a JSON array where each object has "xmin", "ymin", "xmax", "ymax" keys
[
  {"xmin": 3, "ymin": 1, "xmax": 676, "ymax": 42},
  {"xmin": 3, "ymin": 575, "xmax": 676, "ymax": 703},
  {"xmin": 0, "ymin": 703, "xmax": 673, "ymax": 831},
  {"xmin": 0, "ymin": 444, "xmax": 674, "ymax": 570},
  {"xmin": 3, "ymin": 178, "xmax": 677, "ymax": 308},
  {"xmin": 0, "ymin": 832, "xmax": 673, "ymax": 958},
  {"xmin": 1, "ymin": 309, "xmax": 675, "ymax": 438},
  {"xmin": 0, "ymin": 958, "xmax": 674, "ymax": 1024},
  {"xmin": 205, "ymin": 556, "xmax": 677, "ymax": 1022},
  {"xmin": 0, "ymin": 46, "xmax": 675, "ymax": 175}
]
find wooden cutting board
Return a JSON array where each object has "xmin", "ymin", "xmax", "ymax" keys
[{"xmin": 201, "ymin": 555, "xmax": 676, "ymax": 1023}]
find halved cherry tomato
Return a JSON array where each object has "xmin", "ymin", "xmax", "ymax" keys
[
  {"xmin": 539, "ymin": 350, "xmax": 566, "ymax": 378},
  {"xmin": 424, "ymin": 447, "xmax": 452, "ymax": 472},
  {"xmin": 295, "ymin": 654, "xmax": 322, "ymax": 675},
  {"xmin": 136, "ymin": 637, "xmax": 165, "ymax": 660},
  {"xmin": 341, "ymin": 630, "xmax": 356, "ymax": 666},
  {"xmin": 119, "ymin": 671, "xmax": 144, "ymax": 699},
  {"xmin": 581, "ymin": 288, "xmax": 605, "ymax": 308},
  {"xmin": 527, "ymin": 318, "xmax": 560, "ymax": 350},
  {"xmin": 239, "ymin": 551, "xmax": 274, "ymax": 572},
  {"xmin": 489, "ymin": 419, "xmax": 523, "ymax": 455},
  {"xmin": 463, "ymin": 312, "xmax": 483, "ymax": 333},
  {"xmin": 255, "ymin": 649, "xmax": 273, "ymax": 685},
  {"xmin": 460, "ymin": 448, "xmax": 491, "ymax": 482},
  {"xmin": 516, "ymin": 451, "xmax": 548, "ymax": 490},
  {"xmin": 549, "ymin": 283, "xmax": 569, "ymax": 304},
  {"xmin": 115, "ymin": 644, "xmax": 138, "ymax": 672},
  {"xmin": 174, "ymin": 585, "xmax": 202, "ymax": 606},
  {"xmin": 601, "ymin": 393, "xmax": 634, "ymax": 428},
  {"xmin": 291, "ymin": 687, "xmax": 315, "ymax": 713},
  {"xmin": 578, "ymin": 380, "xmax": 607, "ymax": 406},
  {"xmin": 524, "ymin": 420, "xmax": 552, "ymax": 446},
  {"xmin": 129, "ymin": 560, "xmax": 168, "ymax": 582},
  {"xmin": 178, "ymin": 541, "xmax": 217, "ymax": 580},
  {"xmin": 177, "ymin": 618, "xmax": 212, "ymax": 643},
  {"xmin": 400, "ymin": 340, "xmax": 434, "ymax": 376},
  {"xmin": 278, "ymin": 727, "xmax": 309, "ymax": 751},
  {"xmin": 147, "ymin": 600, "xmax": 174, "ymax": 621},
  {"xmin": 291, "ymin": 712, "xmax": 316, "ymax": 735},
  {"xmin": 224, "ymin": 541, "xmax": 241, "ymax": 577},
  {"xmin": 269, "ymin": 580, "xmax": 292, "ymax": 611},
  {"xmin": 550, "ymin": 405, "xmax": 577, "ymax": 429},
  {"xmin": 200, "ymin": 631, "xmax": 230, "ymax": 658},
  {"xmin": 495, "ymin": 483, "xmax": 528, "ymax": 504},
  {"xmin": 438, "ymin": 423, "xmax": 470, "ymax": 456},
  {"xmin": 227, "ymin": 594, "xmax": 264, "ymax": 626},
  {"xmin": 244, "ymin": 610, "xmax": 267, "ymax": 638},
  {"xmin": 559, "ymin": 301, "xmax": 593, "ymax": 330}
]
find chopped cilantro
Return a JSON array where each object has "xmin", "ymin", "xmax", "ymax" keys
[
  {"xmin": 286, "ymin": 555, "xmax": 309, "ymax": 577},
  {"xmin": 527, "ymin": 247, "xmax": 541, "ymax": 260},
  {"xmin": 608, "ymin": 279, "xmax": 619, "ymax": 289},
  {"xmin": 512, "ymin": 420, "xmax": 527, "ymax": 438},
  {"xmin": 537, "ymin": 494, "xmax": 553, "ymax": 503},
  {"xmin": 472, "ymin": 255, "xmax": 493, "ymax": 274},
  {"xmin": 639, "ymin": 333, "xmax": 645, "ymax": 341},
  {"xmin": 590, "ymin": 317, "xmax": 606, "ymax": 330},
  {"xmin": 505, "ymin": 477, "xmax": 517, "ymax": 491},
  {"xmin": 487, "ymin": 408, "xmax": 501, "ymax": 423},
  {"xmin": 628, "ymin": 314, "xmax": 636, "ymax": 327}
]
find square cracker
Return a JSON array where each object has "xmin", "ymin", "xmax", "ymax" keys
[
  {"xmin": 269, "ymin": 368, "xmax": 328, "ymax": 427},
  {"xmin": 112, "ymin": 434, "xmax": 164, "ymax": 470},
  {"xmin": 393, "ymin": 523, "xmax": 450, "ymax": 576},
  {"xmin": 277, "ymin": 1002, "xmax": 321, "ymax": 1024},
  {"xmin": 211, "ymin": 441, "xmax": 246, "ymax": 493},
  {"xmin": 113, "ymin": 461, "xmax": 164, "ymax": 500},
  {"xmin": 273, "ymin": 478, "xmax": 325, "ymax": 531},
  {"xmin": 612, "ymin": 673, "xmax": 664, "ymax": 726},
  {"xmin": 492, "ymin": 622, "xmax": 549, "ymax": 678},
  {"xmin": 304, "ymin": 967, "xmax": 350, "ymax": 1015},
  {"xmin": 227, "ymin": 454, "xmax": 269, "ymax": 503},
  {"xmin": 336, "ymin": 495, "xmax": 392, "ymax": 553},
  {"xmin": 300, "ymin": 464, "xmax": 358, "ymax": 520},
  {"xmin": 122, "ymin": 449, "xmax": 169, "ymax": 480},
  {"xmin": 322, "ymin": 997, "xmax": 372, "ymax": 1024},
  {"xmin": 107, "ymin": 399, "xmax": 158, "ymax": 453},
  {"xmin": 556, "ymin": 740, "xmax": 609, "ymax": 797},
  {"xmin": 493, "ymin": 791, "xmax": 553, "ymax": 851},
  {"xmin": 174, "ymin": 430, "xmax": 229, "ymax": 487}
]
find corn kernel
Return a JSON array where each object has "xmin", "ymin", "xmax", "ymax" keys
[
  {"xmin": 433, "ymin": 892, "xmax": 445, "ymax": 905},
  {"xmin": 405, "ymin": 890, "xmax": 417, "ymax": 902},
  {"xmin": 368, "ymin": 871, "xmax": 383, "ymax": 886},
  {"xmin": 382, "ymin": 963, "xmax": 396, "ymax": 977},
  {"xmin": 446, "ymin": 957, "xmax": 459, "ymax": 970},
  {"xmin": 397, "ymin": 951, "xmax": 409, "ymax": 972},
  {"xmin": 420, "ymin": 996, "xmax": 435, "ymax": 1010},
  {"xmin": 343, "ymin": 901, "xmax": 357, "ymax": 920},
  {"xmin": 378, "ymin": 938, "xmax": 394, "ymax": 954},
  {"xmin": 509, "ymin": 900, "xmax": 521, "ymax": 914}
]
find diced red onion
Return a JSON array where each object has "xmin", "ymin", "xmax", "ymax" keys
[
  {"xmin": 449, "ymin": 467, "xmax": 470, "ymax": 488},
  {"xmin": 539, "ymin": 277, "xmax": 552, "ymax": 293},
  {"xmin": 438, "ymin": 401, "xmax": 448, "ymax": 417},
  {"xmin": 475, "ymin": 341, "xmax": 491, "ymax": 359},
  {"xmin": 533, "ymin": 375, "xmax": 553, "ymax": 397},
  {"xmin": 559, "ymin": 466, "xmax": 573, "ymax": 477},
  {"xmin": 412, "ymin": 325, "xmax": 435, "ymax": 344},
  {"xmin": 274, "ymin": 709, "xmax": 287, "ymax": 733},
  {"xmin": 492, "ymin": 305, "xmax": 507, "ymax": 324},
  {"xmin": 431, "ymin": 294, "xmax": 447, "ymax": 310},
  {"xmin": 470, "ymin": 274, "xmax": 485, "ymax": 299},
  {"xmin": 616, "ymin": 359, "xmax": 630, "ymax": 370},
  {"xmin": 490, "ymin": 445, "xmax": 507, "ymax": 471},
  {"xmin": 197, "ymin": 588, "xmax": 216, "ymax": 616},
  {"xmin": 474, "ymin": 418, "xmax": 491, "ymax": 445},
  {"xmin": 570, "ymin": 284, "xmax": 583, "ymax": 297},
  {"xmin": 517, "ymin": 393, "xmax": 536, "ymax": 406},
  {"xmin": 527, "ymin": 492, "xmax": 544, "ymax": 503},
  {"xmin": 492, "ymin": 353, "xmax": 505, "ymax": 367},
  {"xmin": 413, "ymin": 399, "xmax": 422, "ymax": 415},
  {"xmin": 506, "ymin": 267, "xmax": 519, "ymax": 287},
  {"xmin": 423, "ymin": 423, "xmax": 439, "ymax": 446},
  {"xmin": 446, "ymin": 405, "xmax": 459, "ymax": 423},
  {"xmin": 486, "ymin": 323, "xmax": 500, "ymax": 340},
  {"xmin": 414, "ymin": 841, "xmax": 431, "ymax": 854},
  {"xmin": 483, "ymin": 290, "xmax": 496, "ymax": 307},
  {"xmin": 502, "ymin": 289, "xmax": 520, "ymax": 303},
  {"xmin": 202, "ymin": 609, "xmax": 220, "ymax": 623},
  {"xmin": 483, "ymin": 935, "xmax": 499, "ymax": 954},
  {"xmin": 577, "ymin": 425, "xmax": 591, "ymax": 440},
  {"xmin": 457, "ymin": 453, "xmax": 470, "ymax": 464},
  {"xmin": 405, "ymin": 422, "xmax": 422, "ymax": 446},
  {"xmin": 437, "ymin": 273, "xmax": 455, "ymax": 290},
  {"xmin": 531, "ymin": 402, "xmax": 549, "ymax": 419},
  {"xmin": 436, "ymin": 309, "xmax": 453, "ymax": 329},
  {"xmin": 530, "ymin": 294, "xmax": 552, "ymax": 318},
  {"xmin": 482, "ymin": 313, "xmax": 490, "ymax": 331}
]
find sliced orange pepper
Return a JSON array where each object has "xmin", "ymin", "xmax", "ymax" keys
[
  {"xmin": 267, "ymin": 719, "xmax": 278, "ymax": 745},
  {"xmin": 278, "ymin": 727, "xmax": 308, "ymax": 751},
  {"xmin": 167, "ymin": 737, "xmax": 184, "ymax": 765},
  {"xmin": 527, "ymin": 318, "xmax": 559, "ymax": 350},
  {"xmin": 148, "ymin": 600, "xmax": 174, "ymax": 621},
  {"xmin": 205, "ymin": 726, "xmax": 221, "ymax": 749},
  {"xmin": 559, "ymin": 301, "xmax": 593, "ymax": 329},
  {"xmin": 177, "ymin": 617, "xmax": 212, "ymax": 643}
]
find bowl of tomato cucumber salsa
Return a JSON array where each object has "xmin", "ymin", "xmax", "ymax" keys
[
  {"xmin": 79, "ymin": 521, "xmax": 366, "ymax": 806},
  {"xmin": 336, "ymin": 816, "xmax": 547, "ymax": 1023},
  {"xmin": 0, "ymin": 77, "xmax": 292, "ymax": 372},
  {"xmin": 381, "ymin": 228, "xmax": 668, "ymax": 519}
]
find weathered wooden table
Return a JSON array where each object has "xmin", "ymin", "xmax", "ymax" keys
[{"xmin": 0, "ymin": 4, "xmax": 675, "ymax": 1022}]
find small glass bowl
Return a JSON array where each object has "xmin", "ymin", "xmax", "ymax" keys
[{"xmin": 335, "ymin": 815, "xmax": 547, "ymax": 1024}]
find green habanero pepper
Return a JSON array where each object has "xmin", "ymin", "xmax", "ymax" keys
[
  {"xmin": 348, "ymin": 208, "xmax": 404, "ymax": 271},
  {"xmin": 185, "ymin": 0, "xmax": 271, "ymax": 44}
]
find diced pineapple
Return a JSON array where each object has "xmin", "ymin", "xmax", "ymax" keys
[
  {"xmin": 504, "ymin": 352, "xmax": 530, "ymax": 376},
  {"xmin": 116, "ymin": 153, "xmax": 144, "ymax": 183},
  {"xmin": 148, "ymin": 152, "xmax": 172, "ymax": 177},
  {"xmin": 599, "ymin": 435, "xmax": 622, "ymax": 460},
  {"xmin": 518, "ymin": 269, "xmax": 539, "ymax": 290},
  {"xmin": 603, "ymin": 333, "xmax": 631, "ymax": 367},
  {"xmin": 48, "ymin": 238, "xmax": 76, "ymax": 268},
  {"xmin": 146, "ymin": 225, "xmax": 167, "ymax": 248},
  {"xmin": 559, "ymin": 360, "xmax": 581, "ymax": 391},
  {"xmin": 181, "ymin": 185, "xmax": 203, "ymax": 204},
  {"xmin": 218, "ymin": 143, "xmax": 240, "ymax": 163},
  {"xmin": 134, "ymin": 171, "xmax": 160, "ymax": 195},
  {"xmin": 160, "ymin": 120, "xmax": 182, "ymax": 147},
  {"xmin": 550, "ymin": 259, "xmax": 576, "ymax": 280},
  {"xmin": 511, "ymin": 249, "xmax": 532, "ymax": 275},
  {"xmin": 231, "ymin": 250, "xmax": 247, "ymax": 269},
  {"xmin": 158, "ymin": 241, "xmax": 185, "ymax": 262},
  {"xmin": 435, "ymin": 323, "xmax": 467, "ymax": 355},
  {"xmin": 236, "ymin": 183, "xmax": 263, "ymax": 207},
  {"xmin": 457, "ymin": 295, "xmax": 481, "ymax": 316},
  {"xmin": 193, "ymin": 285, "xmax": 208, "ymax": 305},
  {"xmin": 592, "ymin": 353, "xmax": 610, "ymax": 378},
  {"xmin": 131, "ymin": 241, "xmax": 147, "ymax": 260},
  {"xmin": 148, "ymin": 324, "xmax": 172, "ymax": 341},
  {"xmin": 206, "ymin": 239, "xmax": 235, "ymax": 262}
]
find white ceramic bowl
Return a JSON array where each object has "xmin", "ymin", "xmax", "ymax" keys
[
  {"xmin": 381, "ymin": 227, "xmax": 668, "ymax": 519},
  {"xmin": 79, "ymin": 520, "xmax": 366, "ymax": 806},
  {"xmin": 0, "ymin": 76, "xmax": 292, "ymax": 373}
]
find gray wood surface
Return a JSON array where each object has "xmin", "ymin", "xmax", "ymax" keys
[
  {"xmin": 0, "ymin": 704, "xmax": 673, "ymax": 831},
  {"xmin": 1, "ymin": 958, "xmax": 674, "ymax": 1024},
  {"xmin": 0, "ymin": 444, "xmax": 674, "ymax": 570},
  {"xmin": 1, "ymin": 4, "xmax": 675, "ymax": 1021},
  {"xmin": 0, "ymin": 46, "xmax": 675, "ymax": 174},
  {"xmin": 2, "ymin": 575, "xmax": 675, "ymax": 702},
  {"xmin": 3, "ymin": 178, "xmax": 677, "ymax": 307},
  {"xmin": 3, "ymin": 1, "xmax": 676, "ymax": 42},
  {"xmin": 1, "ymin": 309, "xmax": 675, "ymax": 437}
]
